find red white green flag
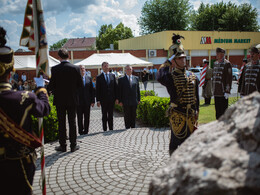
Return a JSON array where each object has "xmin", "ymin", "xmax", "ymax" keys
[
  {"xmin": 20, "ymin": 1, "xmax": 48, "ymax": 195},
  {"xmin": 20, "ymin": 0, "xmax": 49, "ymax": 77}
]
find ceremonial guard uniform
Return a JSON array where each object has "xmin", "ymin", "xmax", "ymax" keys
[
  {"xmin": 238, "ymin": 47, "xmax": 260, "ymax": 96},
  {"xmin": 212, "ymin": 47, "xmax": 232, "ymax": 119},
  {"xmin": 202, "ymin": 60, "xmax": 213, "ymax": 105},
  {"xmin": 157, "ymin": 34, "xmax": 199, "ymax": 155},
  {"xmin": 0, "ymin": 27, "xmax": 50, "ymax": 195}
]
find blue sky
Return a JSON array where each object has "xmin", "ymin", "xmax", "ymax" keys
[{"xmin": 0, "ymin": 0, "xmax": 259, "ymax": 51}]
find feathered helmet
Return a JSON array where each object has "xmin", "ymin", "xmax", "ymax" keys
[
  {"xmin": 0, "ymin": 26, "xmax": 14, "ymax": 77},
  {"xmin": 168, "ymin": 33, "xmax": 185, "ymax": 59}
]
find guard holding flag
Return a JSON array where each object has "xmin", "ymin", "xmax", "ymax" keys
[
  {"xmin": 157, "ymin": 34, "xmax": 199, "ymax": 155},
  {"xmin": 201, "ymin": 59, "xmax": 213, "ymax": 105},
  {"xmin": 0, "ymin": 27, "xmax": 50, "ymax": 195}
]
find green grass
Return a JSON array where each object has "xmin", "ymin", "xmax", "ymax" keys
[{"xmin": 198, "ymin": 96, "xmax": 240, "ymax": 124}]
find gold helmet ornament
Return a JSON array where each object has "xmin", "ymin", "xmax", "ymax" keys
[
  {"xmin": 0, "ymin": 26, "xmax": 14, "ymax": 77},
  {"xmin": 168, "ymin": 33, "xmax": 185, "ymax": 59}
]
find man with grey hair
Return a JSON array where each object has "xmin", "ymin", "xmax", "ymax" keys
[
  {"xmin": 118, "ymin": 65, "xmax": 140, "ymax": 129},
  {"xmin": 48, "ymin": 48, "xmax": 83, "ymax": 152},
  {"xmin": 77, "ymin": 65, "xmax": 95, "ymax": 135}
]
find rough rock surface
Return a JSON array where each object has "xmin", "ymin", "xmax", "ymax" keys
[{"xmin": 149, "ymin": 92, "xmax": 260, "ymax": 195}]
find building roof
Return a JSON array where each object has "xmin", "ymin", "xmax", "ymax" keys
[{"xmin": 63, "ymin": 37, "xmax": 96, "ymax": 49}]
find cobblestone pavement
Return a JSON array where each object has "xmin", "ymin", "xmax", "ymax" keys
[{"xmin": 32, "ymin": 107, "xmax": 170, "ymax": 195}]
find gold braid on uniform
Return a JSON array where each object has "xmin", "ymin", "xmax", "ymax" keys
[
  {"xmin": 0, "ymin": 49, "xmax": 14, "ymax": 76},
  {"xmin": 0, "ymin": 108, "xmax": 42, "ymax": 149},
  {"xmin": 168, "ymin": 69, "xmax": 197, "ymax": 138},
  {"xmin": 168, "ymin": 108, "xmax": 196, "ymax": 139},
  {"xmin": 35, "ymin": 87, "xmax": 49, "ymax": 99},
  {"xmin": 173, "ymin": 69, "xmax": 197, "ymax": 105}
]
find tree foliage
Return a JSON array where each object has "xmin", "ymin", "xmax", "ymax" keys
[
  {"xmin": 138, "ymin": 0, "xmax": 192, "ymax": 35},
  {"xmin": 96, "ymin": 22, "xmax": 134, "ymax": 50},
  {"xmin": 49, "ymin": 38, "xmax": 68, "ymax": 50},
  {"xmin": 190, "ymin": 2, "xmax": 259, "ymax": 31}
]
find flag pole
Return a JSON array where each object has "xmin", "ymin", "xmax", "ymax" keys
[
  {"xmin": 32, "ymin": 1, "xmax": 47, "ymax": 194},
  {"xmin": 20, "ymin": 0, "xmax": 49, "ymax": 194}
]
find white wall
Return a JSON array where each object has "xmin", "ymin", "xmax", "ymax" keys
[{"xmin": 191, "ymin": 50, "xmax": 208, "ymax": 56}]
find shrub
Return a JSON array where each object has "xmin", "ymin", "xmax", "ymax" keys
[
  {"xmin": 32, "ymin": 95, "xmax": 59, "ymax": 143},
  {"xmin": 140, "ymin": 90, "xmax": 157, "ymax": 97},
  {"xmin": 137, "ymin": 96, "xmax": 170, "ymax": 127},
  {"xmin": 114, "ymin": 90, "xmax": 157, "ymax": 112},
  {"xmin": 114, "ymin": 103, "xmax": 123, "ymax": 112}
]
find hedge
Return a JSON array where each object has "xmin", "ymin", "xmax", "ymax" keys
[
  {"xmin": 32, "ymin": 90, "xmax": 170, "ymax": 143},
  {"xmin": 32, "ymin": 95, "xmax": 59, "ymax": 143},
  {"xmin": 137, "ymin": 96, "xmax": 170, "ymax": 127},
  {"xmin": 115, "ymin": 90, "xmax": 170, "ymax": 127}
]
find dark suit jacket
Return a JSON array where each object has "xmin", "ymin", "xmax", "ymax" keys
[
  {"xmin": 96, "ymin": 72, "xmax": 117, "ymax": 103},
  {"xmin": 78, "ymin": 75, "xmax": 95, "ymax": 106},
  {"xmin": 48, "ymin": 61, "xmax": 83, "ymax": 106},
  {"xmin": 118, "ymin": 75, "xmax": 140, "ymax": 106}
]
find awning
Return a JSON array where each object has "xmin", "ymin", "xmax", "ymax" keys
[
  {"xmin": 75, "ymin": 53, "xmax": 153, "ymax": 68},
  {"xmin": 14, "ymin": 55, "xmax": 59, "ymax": 70}
]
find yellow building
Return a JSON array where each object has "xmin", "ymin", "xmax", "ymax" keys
[{"xmin": 119, "ymin": 31, "xmax": 260, "ymax": 67}]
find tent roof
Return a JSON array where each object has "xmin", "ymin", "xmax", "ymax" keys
[
  {"xmin": 75, "ymin": 53, "xmax": 153, "ymax": 68},
  {"xmin": 14, "ymin": 55, "xmax": 59, "ymax": 70}
]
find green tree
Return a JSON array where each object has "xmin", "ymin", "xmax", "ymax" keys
[
  {"xmin": 49, "ymin": 38, "xmax": 68, "ymax": 50},
  {"xmin": 138, "ymin": 0, "xmax": 192, "ymax": 35},
  {"xmin": 190, "ymin": 2, "xmax": 259, "ymax": 31},
  {"xmin": 96, "ymin": 22, "xmax": 133, "ymax": 50}
]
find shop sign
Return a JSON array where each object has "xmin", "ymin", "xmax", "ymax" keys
[
  {"xmin": 200, "ymin": 37, "xmax": 212, "ymax": 44},
  {"xmin": 214, "ymin": 38, "xmax": 251, "ymax": 43},
  {"xmin": 200, "ymin": 37, "xmax": 251, "ymax": 44}
]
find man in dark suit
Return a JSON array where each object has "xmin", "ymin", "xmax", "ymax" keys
[
  {"xmin": 96, "ymin": 62, "xmax": 118, "ymax": 131},
  {"xmin": 48, "ymin": 48, "xmax": 83, "ymax": 152},
  {"xmin": 118, "ymin": 65, "xmax": 140, "ymax": 129},
  {"xmin": 77, "ymin": 65, "xmax": 95, "ymax": 135}
]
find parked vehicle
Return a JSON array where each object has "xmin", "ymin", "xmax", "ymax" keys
[
  {"xmin": 232, "ymin": 68, "xmax": 239, "ymax": 81},
  {"xmin": 188, "ymin": 67, "xmax": 203, "ymax": 80}
]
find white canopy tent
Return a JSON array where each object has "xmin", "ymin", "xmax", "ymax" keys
[
  {"xmin": 75, "ymin": 53, "xmax": 153, "ymax": 69},
  {"xmin": 14, "ymin": 55, "xmax": 59, "ymax": 70}
]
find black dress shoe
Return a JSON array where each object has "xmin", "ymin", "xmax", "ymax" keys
[
  {"xmin": 55, "ymin": 146, "xmax": 66, "ymax": 152},
  {"xmin": 71, "ymin": 145, "xmax": 79, "ymax": 152},
  {"xmin": 83, "ymin": 131, "xmax": 88, "ymax": 135},
  {"xmin": 79, "ymin": 132, "xmax": 84, "ymax": 135}
]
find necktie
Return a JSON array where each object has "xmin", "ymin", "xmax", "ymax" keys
[
  {"xmin": 128, "ymin": 75, "xmax": 131, "ymax": 86},
  {"xmin": 106, "ymin": 73, "xmax": 109, "ymax": 84}
]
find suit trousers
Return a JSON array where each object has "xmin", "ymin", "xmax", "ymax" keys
[
  {"xmin": 123, "ymin": 105, "xmax": 137, "ymax": 129},
  {"xmin": 101, "ymin": 102, "xmax": 114, "ymax": 131},
  {"xmin": 56, "ymin": 105, "xmax": 77, "ymax": 148},
  {"xmin": 77, "ymin": 105, "xmax": 91, "ymax": 134},
  {"xmin": 214, "ymin": 96, "xmax": 228, "ymax": 119}
]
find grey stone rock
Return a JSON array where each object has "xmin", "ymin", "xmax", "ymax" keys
[{"xmin": 149, "ymin": 92, "xmax": 260, "ymax": 195}]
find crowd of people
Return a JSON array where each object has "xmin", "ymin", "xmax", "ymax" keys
[{"xmin": 1, "ymin": 25, "xmax": 260, "ymax": 194}]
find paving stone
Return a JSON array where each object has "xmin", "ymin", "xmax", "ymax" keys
[{"xmin": 32, "ymin": 107, "xmax": 170, "ymax": 194}]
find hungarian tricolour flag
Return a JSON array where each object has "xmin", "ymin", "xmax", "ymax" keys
[
  {"xmin": 20, "ymin": 0, "xmax": 49, "ymax": 77},
  {"xmin": 20, "ymin": 1, "xmax": 48, "ymax": 194},
  {"xmin": 199, "ymin": 64, "xmax": 207, "ymax": 87}
]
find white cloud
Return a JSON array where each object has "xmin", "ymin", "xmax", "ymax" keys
[
  {"xmin": 122, "ymin": 0, "xmax": 138, "ymax": 9},
  {"xmin": 0, "ymin": 19, "xmax": 22, "ymax": 50},
  {"xmin": 0, "ymin": 0, "xmax": 27, "ymax": 15}
]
